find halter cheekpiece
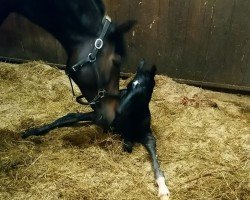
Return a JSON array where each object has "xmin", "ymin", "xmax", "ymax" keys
[
  {"xmin": 66, "ymin": 16, "xmax": 119, "ymax": 106},
  {"xmin": 66, "ymin": 16, "xmax": 111, "ymax": 73}
]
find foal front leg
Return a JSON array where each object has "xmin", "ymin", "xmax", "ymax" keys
[
  {"xmin": 22, "ymin": 112, "xmax": 96, "ymax": 138},
  {"xmin": 142, "ymin": 132, "xmax": 170, "ymax": 200}
]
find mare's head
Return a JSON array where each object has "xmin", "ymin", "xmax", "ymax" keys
[{"xmin": 68, "ymin": 19, "xmax": 136, "ymax": 128}]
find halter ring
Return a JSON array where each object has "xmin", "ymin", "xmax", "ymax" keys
[
  {"xmin": 88, "ymin": 53, "xmax": 96, "ymax": 63},
  {"xmin": 95, "ymin": 38, "xmax": 103, "ymax": 49},
  {"xmin": 98, "ymin": 89, "xmax": 106, "ymax": 99}
]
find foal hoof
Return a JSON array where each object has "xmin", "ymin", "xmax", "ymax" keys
[
  {"xmin": 160, "ymin": 194, "xmax": 170, "ymax": 200},
  {"xmin": 157, "ymin": 177, "xmax": 170, "ymax": 200}
]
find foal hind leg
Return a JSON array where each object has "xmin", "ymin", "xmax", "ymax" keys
[
  {"xmin": 22, "ymin": 112, "xmax": 96, "ymax": 139},
  {"xmin": 141, "ymin": 131, "xmax": 170, "ymax": 200}
]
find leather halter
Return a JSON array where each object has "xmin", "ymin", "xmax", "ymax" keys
[{"xmin": 65, "ymin": 16, "xmax": 120, "ymax": 106}]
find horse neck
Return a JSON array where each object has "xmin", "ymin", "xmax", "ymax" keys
[
  {"xmin": 59, "ymin": 1, "xmax": 105, "ymax": 53},
  {"xmin": 20, "ymin": 0, "xmax": 105, "ymax": 57}
]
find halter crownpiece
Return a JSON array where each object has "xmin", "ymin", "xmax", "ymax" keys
[
  {"xmin": 86, "ymin": 16, "xmax": 111, "ymax": 65},
  {"xmin": 67, "ymin": 15, "xmax": 112, "ymax": 73}
]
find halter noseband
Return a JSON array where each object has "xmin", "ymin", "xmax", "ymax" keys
[{"xmin": 66, "ymin": 16, "xmax": 120, "ymax": 106}]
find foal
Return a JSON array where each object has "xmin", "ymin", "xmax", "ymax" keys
[{"xmin": 111, "ymin": 60, "xmax": 170, "ymax": 199}]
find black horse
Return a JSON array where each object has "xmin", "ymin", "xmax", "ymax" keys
[
  {"xmin": 0, "ymin": 1, "xmax": 170, "ymax": 199},
  {"xmin": 0, "ymin": 0, "xmax": 135, "ymax": 129},
  {"xmin": 111, "ymin": 60, "xmax": 170, "ymax": 198}
]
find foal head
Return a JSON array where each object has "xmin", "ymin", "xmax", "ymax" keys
[{"xmin": 127, "ymin": 60, "xmax": 157, "ymax": 103}]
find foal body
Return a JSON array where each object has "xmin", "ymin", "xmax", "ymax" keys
[{"xmin": 112, "ymin": 61, "xmax": 170, "ymax": 198}]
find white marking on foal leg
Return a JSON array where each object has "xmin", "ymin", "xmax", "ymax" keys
[{"xmin": 156, "ymin": 176, "xmax": 170, "ymax": 199}]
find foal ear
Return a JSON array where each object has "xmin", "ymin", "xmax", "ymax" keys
[
  {"xmin": 115, "ymin": 20, "xmax": 137, "ymax": 34},
  {"xmin": 150, "ymin": 65, "xmax": 157, "ymax": 77},
  {"xmin": 137, "ymin": 58, "xmax": 145, "ymax": 72}
]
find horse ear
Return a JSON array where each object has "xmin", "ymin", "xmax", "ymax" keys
[
  {"xmin": 150, "ymin": 65, "xmax": 157, "ymax": 77},
  {"xmin": 115, "ymin": 20, "xmax": 137, "ymax": 34}
]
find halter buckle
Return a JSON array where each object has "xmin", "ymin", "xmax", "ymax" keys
[
  {"xmin": 98, "ymin": 89, "xmax": 106, "ymax": 99},
  {"xmin": 72, "ymin": 65, "xmax": 78, "ymax": 72}
]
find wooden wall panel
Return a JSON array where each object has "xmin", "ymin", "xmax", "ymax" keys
[
  {"xmin": 0, "ymin": 0, "xmax": 249, "ymax": 90},
  {"xmin": 0, "ymin": 14, "xmax": 67, "ymax": 64},
  {"xmin": 104, "ymin": 0, "xmax": 250, "ymax": 89}
]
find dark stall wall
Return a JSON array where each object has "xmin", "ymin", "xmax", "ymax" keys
[
  {"xmin": 105, "ymin": 0, "xmax": 250, "ymax": 89},
  {"xmin": 0, "ymin": 0, "xmax": 249, "ymax": 90},
  {"xmin": 0, "ymin": 13, "xmax": 67, "ymax": 64}
]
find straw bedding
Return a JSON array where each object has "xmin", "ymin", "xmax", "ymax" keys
[{"xmin": 0, "ymin": 61, "xmax": 249, "ymax": 200}]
